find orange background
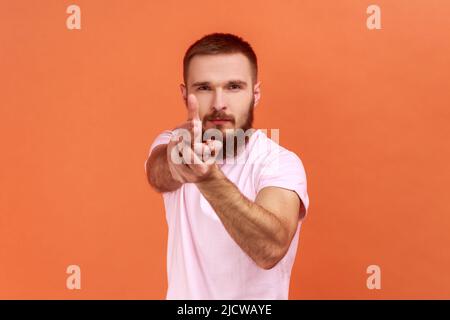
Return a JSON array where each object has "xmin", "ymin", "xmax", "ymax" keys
[{"xmin": 1, "ymin": 0, "xmax": 449, "ymax": 299}]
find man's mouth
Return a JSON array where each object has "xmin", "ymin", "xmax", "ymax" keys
[{"xmin": 209, "ymin": 119, "xmax": 232, "ymax": 125}]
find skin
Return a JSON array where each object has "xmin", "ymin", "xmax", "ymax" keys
[{"xmin": 146, "ymin": 53, "xmax": 303, "ymax": 269}]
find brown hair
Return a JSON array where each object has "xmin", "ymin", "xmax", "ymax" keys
[{"xmin": 183, "ymin": 33, "xmax": 258, "ymax": 84}]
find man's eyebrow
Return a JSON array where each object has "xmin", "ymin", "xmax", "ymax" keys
[
  {"xmin": 227, "ymin": 80, "xmax": 248, "ymax": 87},
  {"xmin": 191, "ymin": 80, "xmax": 248, "ymax": 87},
  {"xmin": 191, "ymin": 81, "xmax": 210, "ymax": 87}
]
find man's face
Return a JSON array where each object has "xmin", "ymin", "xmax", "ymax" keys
[{"xmin": 181, "ymin": 53, "xmax": 260, "ymax": 136}]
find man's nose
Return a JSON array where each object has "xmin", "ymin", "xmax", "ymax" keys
[{"xmin": 212, "ymin": 89, "xmax": 226, "ymax": 111}]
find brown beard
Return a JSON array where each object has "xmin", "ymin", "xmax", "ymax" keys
[{"xmin": 201, "ymin": 96, "xmax": 255, "ymax": 160}]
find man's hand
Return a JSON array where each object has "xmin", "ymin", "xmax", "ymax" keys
[{"xmin": 166, "ymin": 94, "xmax": 222, "ymax": 184}]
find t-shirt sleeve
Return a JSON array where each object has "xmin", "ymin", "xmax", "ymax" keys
[
  {"xmin": 256, "ymin": 150, "xmax": 309, "ymax": 220},
  {"xmin": 148, "ymin": 130, "xmax": 174, "ymax": 156},
  {"xmin": 144, "ymin": 130, "xmax": 174, "ymax": 173}
]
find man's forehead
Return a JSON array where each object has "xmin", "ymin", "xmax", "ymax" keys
[{"xmin": 187, "ymin": 53, "xmax": 252, "ymax": 84}]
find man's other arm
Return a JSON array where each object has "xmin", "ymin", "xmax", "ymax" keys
[{"xmin": 146, "ymin": 144, "xmax": 182, "ymax": 193}]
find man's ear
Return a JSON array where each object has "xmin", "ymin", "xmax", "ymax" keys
[
  {"xmin": 180, "ymin": 83, "xmax": 187, "ymax": 106},
  {"xmin": 253, "ymin": 81, "xmax": 261, "ymax": 108}
]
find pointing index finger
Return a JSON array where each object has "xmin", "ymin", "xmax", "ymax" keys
[{"xmin": 187, "ymin": 94, "xmax": 200, "ymax": 121}]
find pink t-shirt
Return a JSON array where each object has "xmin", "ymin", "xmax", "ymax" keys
[{"xmin": 146, "ymin": 129, "xmax": 309, "ymax": 299}]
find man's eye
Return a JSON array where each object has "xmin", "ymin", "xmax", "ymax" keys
[
  {"xmin": 228, "ymin": 84, "xmax": 241, "ymax": 90},
  {"xmin": 198, "ymin": 86, "xmax": 210, "ymax": 91}
]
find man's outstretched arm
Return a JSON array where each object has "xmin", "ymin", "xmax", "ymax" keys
[
  {"xmin": 146, "ymin": 144, "xmax": 182, "ymax": 193},
  {"xmin": 196, "ymin": 167, "xmax": 301, "ymax": 270}
]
